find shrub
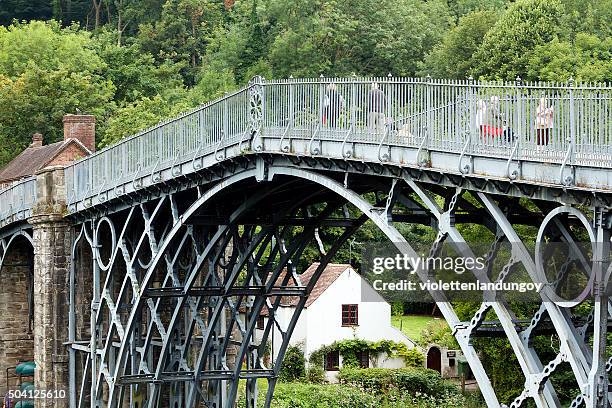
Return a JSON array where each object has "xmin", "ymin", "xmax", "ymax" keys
[
  {"xmin": 270, "ymin": 382, "xmax": 380, "ymax": 408},
  {"xmin": 279, "ymin": 345, "xmax": 306, "ymax": 382},
  {"xmin": 391, "ymin": 302, "xmax": 405, "ymax": 316},
  {"xmin": 338, "ymin": 367, "xmax": 459, "ymax": 398},
  {"xmin": 418, "ymin": 320, "xmax": 459, "ymax": 349},
  {"xmin": 306, "ymin": 365, "xmax": 326, "ymax": 384},
  {"xmin": 237, "ymin": 380, "xmax": 474, "ymax": 408}
]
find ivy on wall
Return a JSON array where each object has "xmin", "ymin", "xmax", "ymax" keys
[{"xmin": 308, "ymin": 339, "xmax": 424, "ymax": 369}]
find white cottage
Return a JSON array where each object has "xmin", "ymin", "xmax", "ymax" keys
[{"xmin": 249, "ymin": 263, "xmax": 416, "ymax": 381}]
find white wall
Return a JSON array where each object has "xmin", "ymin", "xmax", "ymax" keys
[
  {"xmin": 303, "ymin": 267, "xmax": 415, "ymax": 358},
  {"xmin": 252, "ymin": 267, "xmax": 417, "ymax": 375}
]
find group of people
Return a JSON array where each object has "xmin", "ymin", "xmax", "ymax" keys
[
  {"xmin": 322, "ymin": 82, "xmax": 555, "ymax": 146},
  {"xmin": 322, "ymin": 83, "xmax": 387, "ymax": 132},
  {"xmin": 476, "ymin": 96, "xmax": 554, "ymax": 145}
]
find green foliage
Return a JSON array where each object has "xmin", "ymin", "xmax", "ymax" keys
[
  {"xmin": 251, "ymin": 382, "xmax": 381, "ymax": 408},
  {"xmin": 446, "ymin": 0, "xmax": 506, "ymax": 20},
  {"xmin": 418, "ymin": 319, "xmax": 459, "ymax": 349},
  {"xmin": 136, "ymin": 0, "xmax": 224, "ymax": 84},
  {"xmin": 306, "ymin": 365, "xmax": 325, "ymax": 384},
  {"xmin": 279, "ymin": 345, "xmax": 306, "ymax": 382},
  {"xmin": 0, "ymin": 21, "xmax": 114, "ymax": 165},
  {"xmin": 94, "ymin": 29, "xmax": 183, "ymax": 103},
  {"xmin": 100, "ymin": 66, "xmax": 235, "ymax": 146},
  {"xmin": 266, "ymin": 0, "xmax": 452, "ymax": 77},
  {"xmin": 560, "ymin": 0, "xmax": 612, "ymax": 40},
  {"xmin": 0, "ymin": 0, "xmax": 53, "ymax": 25},
  {"xmin": 391, "ymin": 302, "xmax": 404, "ymax": 316},
  {"xmin": 420, "ymin": 10, "xmax": 499, "ymax": 79},
  {"xmin": 398, "ymin": 348, "xmax": 426, "ymax": 368},
  {"xmin": 338, "ymin": 366, "xmax": 458, "ymax": 397},
  {"xmin": 473, "ymin": 0, "xmax": 565, "ymax": 80},
  {"xmin": 101, "ymin": 95, "xmax": 175, "ymax": 146},
  {"xmin": 527, "ymin": 33, "xmax": 611, "ymax": 81},
  {"xmin": 238, "ymin": 377, "xmax": 476, "ymax": 408},
  {"xmin": 309, "ymin": 339, "xmax": 424, "ymax": 369}
]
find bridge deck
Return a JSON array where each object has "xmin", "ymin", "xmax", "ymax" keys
[{"xmin": 0, "ymin": 76, "xmax": 610, "ymax": 227}]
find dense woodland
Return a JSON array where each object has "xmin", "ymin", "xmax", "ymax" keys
[{"xmin": 0, "ymin": 0, "xmax": 609, "ymax": 166}]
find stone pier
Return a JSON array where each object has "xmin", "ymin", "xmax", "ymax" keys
[
  {"xmin": 29, "ymin": 166, "xmax": 71, "ymax": 408},
  {"xmin": 0, "ymin": 237, "xmax": 34, "ymax": 397}
]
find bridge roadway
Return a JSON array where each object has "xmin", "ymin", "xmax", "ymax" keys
[{"xmin": 0, "ymin": 77, "xmax": 610, "ymax": 408}]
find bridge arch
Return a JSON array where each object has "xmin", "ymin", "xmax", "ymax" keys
[
  {"xmin": 70, "ymin": 164, "xmax": 498, "ymax": 407},
  {"xmin": 68, "ymin": 156, "xmax": 607, "ymax": 408},
  {"xmin": 0, "ymin": 226, "xmax": 34, "ymax": 397}
]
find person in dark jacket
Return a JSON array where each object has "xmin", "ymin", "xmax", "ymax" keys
[
  {"xmin": 368, "ymin": 82, "xmax": 386, "ymax": 133},
  {"xmin": 324, "ymin": 83, "xmax": 344, "ymax": 127}
]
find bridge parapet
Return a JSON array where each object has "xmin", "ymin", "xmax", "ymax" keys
[
  {"xmin": 62, "ymin": 76, "xmax": 610, "ymax": 214},
  {"xmin": 0, "ymin": 76, "xmax": 607, "ymax": 223},
  {"xmin": 0, "ymin": 177, "xmax": 36, "ymax": 229}
]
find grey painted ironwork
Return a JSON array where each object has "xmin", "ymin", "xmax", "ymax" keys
[
  {"xmin": 0, "ymin": 177, "xmax": 36, "ymax": 228},
  {"xmin": 62, "ymin": 157, "xmax": 612, "ymax": 407},
  {"xmin": 0, "ymin": 76, "xmax": 611, "ymax": 408},
  {"xmin": 61, "ymin": 76, "xmax": 611, "ymax": 214}
]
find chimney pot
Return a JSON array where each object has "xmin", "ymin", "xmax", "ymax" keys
[
  {"xmin": 63, "ymin": 114, "xmax": 96, "ymax": 152},
  {"xmin": 31, "ymin": 133, "xmax": 43, "ymax": 148}
]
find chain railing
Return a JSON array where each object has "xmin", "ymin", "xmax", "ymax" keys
[
  {"xmin": 0, "ymin": 177, "xmax": 37, "ymax": 228},
  {"xmin": 36, "ymin": 76, "xmax": 612, "ymax": 215}
]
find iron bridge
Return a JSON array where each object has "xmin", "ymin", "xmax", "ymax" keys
[{"xmin": 0, "ymin": 76, "xmax": 611, "ymax": 408}]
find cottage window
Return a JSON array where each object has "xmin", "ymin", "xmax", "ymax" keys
[
  {"xmin": 256, "ymin": 316, "xmax": 265, "ymax": 330},
  {"xmin": 356, "ymin": 350, "xmax": 369, "ymax": 368},
  {"xmin": 341, "ymin": 304, "xmax": 358, "ymax": 326},
  {"xmin": 325, "ymin": 350, "xmax": 340, "ymax": 371}
]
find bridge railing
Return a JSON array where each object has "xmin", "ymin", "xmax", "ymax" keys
[
  {"xmin": 0, "ymin": 177, "xmax": 37, "ymax": 228},
  {"xmin": 61, "ymin": 76, "xmax": 609, "ymax": 211},
  {"xmin": 262, "ymin": 77, "xmax": 611, "ymax": 166},
  {"xmin": 65, "ymin": 86, "xmax": 250, "ymax": 206}
]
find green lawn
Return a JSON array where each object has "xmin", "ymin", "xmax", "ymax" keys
[{"xmin": 391, "ymin": 314, "xmax": 438, "ymax": 342}]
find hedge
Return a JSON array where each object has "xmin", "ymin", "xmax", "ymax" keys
[{"xmin": 338, "ymin": 366, "xmax": 458, "ymax": 397}]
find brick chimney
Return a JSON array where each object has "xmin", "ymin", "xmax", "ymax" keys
[
  {"xmin": 63, "ymin": 114, "xmax": 96, "ymax": 152},
  {"xmin": 31, "ymin": 133, "xmax": 43, "ymax": 148}
]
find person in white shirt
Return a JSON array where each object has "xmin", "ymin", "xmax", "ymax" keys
[{"xmin": 535, "ymin": 97, "xmax": 554, "ymax": 145}]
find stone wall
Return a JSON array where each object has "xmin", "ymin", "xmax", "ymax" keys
[
  {"xmin": 30, "ymin": 166, "xmax": 71, "ymax": 408},
  {"xmin": 0, "ymin": 241, "xmax": 35, "ymax": 397}
]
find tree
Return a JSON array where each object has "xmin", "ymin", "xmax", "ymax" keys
[
  {"xmin": 265, "ymin": 0, "xmax": 452, "ymax": 78},
  {"xmin": 446, "ymin": 0, "xmax": 507, "ymax": 20},
  {"xmin": 101, "ymin": 67, "xmax": 235, "ymax": 147},
  {"xmin": 0, "ymin": 21, "xmax": 114, "ymax": 166},
  {"xmin": 0, "ymin": 0, "xmax": 53, "ymax": 25},
  {"xmin": 136, "ymin": 0, "xmax": 224, "ymax": 84},
  {"xmin": 472, "ymin": 0, "xmax": 564, "ymax": 80},
  {"xmin": 419, "ymin": 10, "xmax": 499, "ymax": 79},
  {"xmin": 559, "ymin": 0, "xmax": 612, "ymax": 41},
  {"xmin": 95, "ymin": 29, "xmax": 183, "ymax": 102},
  {"xmin": 527, "ymin": 34, "xmax": 612, "ymax": 82}
]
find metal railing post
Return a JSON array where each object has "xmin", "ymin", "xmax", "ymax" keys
[
  {"xmin": 351, "ymin": 73, "xmax": 357, "ymax": 132},
  {"xmin": 426, "ymin": 74, "xmax": 433, "ymax": 147},
  {"xmin": 569, "ymin": 77, "xmax": 576, "ymax": 164},
  {"xmin": 289, "ymin": 76, "xmax": 295, "ymax": 130},
  {"xmin": 515, "ymin": 76, "xmax": 522, "ymax": 156},
  {"xmin": 224, "ymin": 91, "xmax": 229, "ymax": 144}
]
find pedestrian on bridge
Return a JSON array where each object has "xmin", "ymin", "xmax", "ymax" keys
[
  {"xmin": 536, "ymin": 97, "xmax": 553, "ymax": 146},
  {"xmin": 490, "ymin": 96, "xmax": 514, "ymax": 143},
  {"xmin": 368, "ymin": 82, "xmax": 386, "ymax": 133},
  {"xmin": 323, "ymin": 83, "xmax": 345, "ymax": 127}
]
